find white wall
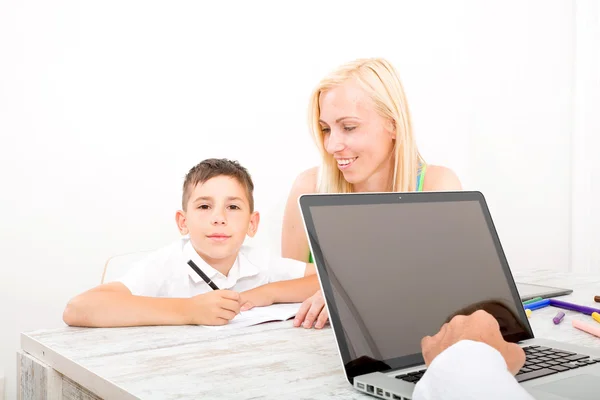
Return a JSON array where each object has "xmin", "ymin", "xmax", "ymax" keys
[
  {"xmin": 571, "ymin": 0, "xmax": 600, "ymax": 274},
  {"xmin": 0, "ymin": 1, "xmax": 589, "ymax": 398},
  {"xmin": 464, "ymin": 2, "xmax": 575, "ymax": 274}
]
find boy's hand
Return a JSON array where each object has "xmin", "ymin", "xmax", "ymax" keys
[
  {"xmin": 239, "ymin": 286, "xmax": 274, "ymax": 311},
  {"xmin": 187, "ymin": 290, "xmax": 241, "ymax": 326}
]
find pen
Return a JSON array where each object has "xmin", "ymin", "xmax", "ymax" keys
[
  {"xmin": 187, "ymin": 260, "xmax": 220, "ymax": 290},
  {"xmin": 549, "ymin": 299, "xmax": 600, "ymax": 316}
]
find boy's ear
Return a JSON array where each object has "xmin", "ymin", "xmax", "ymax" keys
[
  {"xmin": 175, "ymin": 210, "xmax": 189, "ymax": 235},
  {"xmin": 246, "ymin": 211, "xmax": 260, "ymax": 238}
]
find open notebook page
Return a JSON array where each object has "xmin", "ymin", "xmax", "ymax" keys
[{"xmin": 204, "ymin": 303, "xmax": 302, "ymax": 330}]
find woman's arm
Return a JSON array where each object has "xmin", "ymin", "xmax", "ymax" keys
[{"xmin": 281, "ymin": 167, "xmax": 319, "ymax": 262}]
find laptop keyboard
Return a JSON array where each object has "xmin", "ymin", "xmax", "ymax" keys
[
  {"xmin": 395, "ymin": 369, "xmax": 425, "ymax": 383},
  {"xmin": 517, "ymin": 345, "xmax": 600, "ymax": 382},
  {"xmin": 395, "ymin": 345, "xmax": 600, "ymax": 385}
]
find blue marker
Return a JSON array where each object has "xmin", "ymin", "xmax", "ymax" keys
[{"xmin": 524, "ymin": 299, "xmax": 550, "ymax": 311}]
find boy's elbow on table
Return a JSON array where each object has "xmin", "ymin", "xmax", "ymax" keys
[
  {"xmin": 62, "ymin": 296, "xmax": 88, "ymax": 327},
  {"xmin": 62, "ymin": 283, "xmax": 132, "ymax": 327},
  {"xmin": 62, "ymin": 291, "xmax": 110, "ymax": 327}
]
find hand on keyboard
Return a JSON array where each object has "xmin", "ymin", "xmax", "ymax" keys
[{"xmin": 421, "ymin": 309, "xmax": 526, "ymax": 375}]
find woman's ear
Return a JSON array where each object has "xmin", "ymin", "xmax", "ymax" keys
[
  {"xmin": 175, "ymin": 210, "xmax": 189, "ymax": 235},
  {"xmin": 387, "ymin": 118, "xmax": 396, "ymax": 140}
]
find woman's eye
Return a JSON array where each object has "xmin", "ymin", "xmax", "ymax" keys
[
  {"xmin": 321, "ymin": 127, "xmax": 330, "ymax": 134},
  {"xmin": 344, "ymin": 126, "xmax": 356, "ymax": 132}
]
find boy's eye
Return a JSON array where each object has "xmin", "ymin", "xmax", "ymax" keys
[
  {"xmin": 228, "ymin": 205, "xmax": 241, "ymax": 210},
  {"xmin": 198, "ymin": 204, "xmax": 210, "ymax": 210}
]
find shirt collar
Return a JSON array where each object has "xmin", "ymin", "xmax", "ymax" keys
[
  {"xmin": 237, "ymin": 246, "xmax": 260, "ymax": 279},
  {"xmin": 182, "ymin": 240, "xmax": 260, "ymax": 285},
  {"xmin": 183, "ymin": 240, "xmax": 219, "ymax": 284}
]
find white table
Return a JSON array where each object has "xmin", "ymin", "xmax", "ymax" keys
[{"xmin": 18, "ymin": 270, "xmax": 600, "ymax": 399}]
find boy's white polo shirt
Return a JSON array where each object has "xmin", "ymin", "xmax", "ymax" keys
[{"xmin": 116, "ymin": 238, "xmax": 307, "ymax": 298}]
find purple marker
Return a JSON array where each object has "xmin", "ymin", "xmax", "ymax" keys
[
  {"xmin": 553, "ymin": 311, "xmax": 565, "ymax": 325},
  {"xmin": 549, "ymin": 299, "xmax": 600, "ymax": 316}
]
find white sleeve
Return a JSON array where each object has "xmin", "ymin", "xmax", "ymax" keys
[
  {"xmin": 413, "ymin": 340, "xmax": 535, "ymax": 400},
  {"xmin": 267, "ymin": 256, "xmax": 307, "ymax": 283},
  {"xmin": 115, "ymin": 252, "xmax": 170, "ymax": 297}
]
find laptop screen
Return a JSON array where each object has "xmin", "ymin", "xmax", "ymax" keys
[{"xmin": 299, "ymin": 192, "xmax": 534, "ymax": 382}]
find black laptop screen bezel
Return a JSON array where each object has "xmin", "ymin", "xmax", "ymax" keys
[{"xmin": 298, "ymin": 191, "xmax": 535, "ymax": 382}]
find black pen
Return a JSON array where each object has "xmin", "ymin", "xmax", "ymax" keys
[{"xmin": 187, "ymin": 260, "xmax": 220, "ymax": 290}]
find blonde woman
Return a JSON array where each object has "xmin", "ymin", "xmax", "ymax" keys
[{"xmin": 282, "ymin": 58, "xmax": 462, "ymax": 329}]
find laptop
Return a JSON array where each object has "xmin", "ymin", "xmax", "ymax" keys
[{"xmin": 298, "ymin": 191, "xmax": 600, "ymax": 400}]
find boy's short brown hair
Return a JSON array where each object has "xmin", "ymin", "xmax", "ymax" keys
[{"xmin": 182, "ymin": 158, "xmax": 255, "ymax": 212}]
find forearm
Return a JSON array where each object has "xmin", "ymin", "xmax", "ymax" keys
[
  {"xmin": 262, "ymin": 275, "xmax": 320, "ymax": 304},
  {"xmin": 63, "ymin": 290, "xmax": 191, "ymax": 327}
]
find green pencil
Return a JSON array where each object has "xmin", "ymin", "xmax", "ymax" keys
[{"xmin": 523, "ymin": 297, "xmax": 543, "ymax": 305}]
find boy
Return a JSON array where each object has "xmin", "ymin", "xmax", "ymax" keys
[{"xmin": 63, "ymin": 158, "xmax": 318, "ymax": 327}]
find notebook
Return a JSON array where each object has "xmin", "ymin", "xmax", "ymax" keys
[{"xmin": 204, "ymin": 302, "xmax": 302, "ymax": 330}]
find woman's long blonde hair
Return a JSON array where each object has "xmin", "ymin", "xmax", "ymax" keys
[{"xmin": 309, "ymin": 58, "xmax": 425, "ymax": 193}]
